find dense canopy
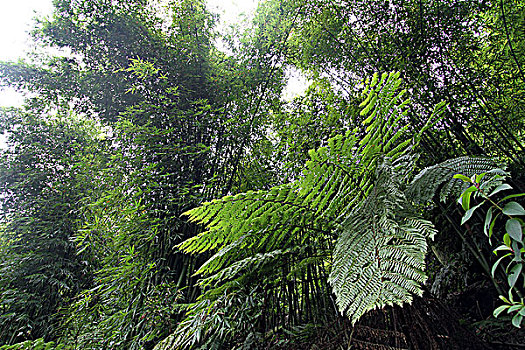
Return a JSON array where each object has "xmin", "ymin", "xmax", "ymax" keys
[{"xmin": 0, "ymin": 0, "xmax": 524, "ymax": 349}]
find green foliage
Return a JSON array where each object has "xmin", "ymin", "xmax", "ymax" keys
[
  {"xmin": 330, "ymin": 158, "xmax": 435, "ymax": 323},
  {"xmin": 63, "ymin": 167, "xmax": 173, "ymax": 349},
  {"xmin": 408, "ymin": 156, "xmax": 501, "ymax": 204},
  {"xmin": 456, "ymin": 171, "xmax": 525, "ymax": 328},
  {"xmin": 158, "ymin": 286, "xmax": 266, "ymax": 350},
  {"xmin": 0, "ymin": 0, "xmax": 524, "ymax": 348},
  {"xmin": 0, "ymin": 110, "xmax": 101, "ymax": 344},
  {"xmin": 158, "ymin": 72, "xmax": 449, "ymax": 348},
  {"xmin": 0, "ymin": 0, "xmax": 291, "ymax": 347},
  {"xmin": 0, "ymin": 338, "xmax": 70, "ymax": 350},
  {"xmin": 284, "ymin": 0, "xmax": 525, "ymax": 165},
  {"xmin": 270, "ymin": 79, "xmax": 361, "ymax": 182}
]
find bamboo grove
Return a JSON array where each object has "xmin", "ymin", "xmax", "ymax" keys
[{"xmin": 0, "ymin": 0, "xmax": 524, "ymax": 349}]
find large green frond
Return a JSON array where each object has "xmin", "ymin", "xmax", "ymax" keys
[
  {"xmin": 408, "ymin": 156, "xmax": 501, "ymax": 204},
  {"xmin": 181, "ymin": 185, "xmax": 313, "ymax": 275},
  {"xmin": 329, "ymin": 159, "xmax": 436, "ymax": 324},
  {"xmin": 181, "ymin": 130, "xmax": 361, "ymax": 276}
]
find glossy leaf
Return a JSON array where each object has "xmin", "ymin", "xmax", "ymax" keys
[
  {"xmin": 504, "ymin": 233, "xmax": 512, "ymax": 247},
  {"xmin": 500, "ymin": 193, "xmax": 525, "ymax": 202},
  {"xmin": 489, "ymin": 183, "xmax": 512, "ymax": 197},
  {"xmin": 503, "ymin": 202, "xmax": 525, "ymax": 216},
  {"xmin": 461, "ymin": 202, "xmax": 484, "ymax": 225},
  {"xmin": 512, "ymin": 313, "xmax": 523, "ymax": 328},
  {"xmin": 493, "ymin": 304, "xmax": 510, "ymax": 317},
  {"xmin": 506, "ymin": 218, "xmax": 523, "ymax": 241},
  {"xmin": 453, "ymin": 174, "xmax": 472, "ymax": 183},
  {"xmin": 461, "ymin": 189, "xmax": 473, "ymax": 211},
  {"xmin": 508, "ymin": 264, "xmax": 523, "ymax": 289},
  {"xmin": 509, "ymin": 304, "xmax": 523, "ymax": 313},
  {"xmin": 492, "ymin": 253, "xmax": 511, "ymax": 277},
  {"xmin": 489, "ymin": 212, "xmax": 500, "ymax": 238},
  {"xmin": 484, "ymin": 207, "xmax": 493, "ymax": 237}
]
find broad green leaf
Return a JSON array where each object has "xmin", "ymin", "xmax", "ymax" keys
[
  {"xmin": 461, "ymin": 202, "xmax": 484, "ymax": 225},
  {"xmin": 509, "ymin": 305, "xmax": 523, "ymax": 313},
  {"xmin": 464, "ymin": 185, "xmax": 478, "ymax": 194},
  {"xmin": 484, "ymin": 207, "xmax": 493, "ymax": 237},
  {"xmin": 508, "ymin": 264, "xmax": 522, "ymax": 289},
  {"xmin": 489, "ymin": 212, "xmax": 501, "ymax": 238},
  {"xmin": 493, "ymin": 304, "xmax": 510, "ymax": 317},
  {"xmin": 500, "ymin": 193, "xmax": 525, "ymax": 202},
  {"xmin": 453, "ymin": 174, "xmax": 472, "ymax": 183},
  {"xmin": 512, "ymin": 241, "xmax": 520, "ymax": 259},
  {"xmin": 492, "ymin": 254, "xmax": 511, "ymax": 277},
  {"xmin": 500, "ymin": 295, "xmax": 511, "ymax": 304},
  {"xmin": 475, "ymin": 173, "xmax": 486, "ymax": 183},
  {"xmin": 508, "ymin": 289, "xmax": 516, "ymax": 303},
  {"xmin": 512, "ymin": 313, "xmax": 523, "ymax": 328},
  {"xmin": 461, "ymin": 190, "xmax": 473, "ymax": 211},
  {"xmin": 506, "ymin": 219, "xmax": 523, "ymax": 241},
  {"xmin": 489, "ymin": 184, "xmax": 512, "ymax": 197},
  {"xmin": 486, "ymin": 169, "xmax": 507, "ymax": 176},
  {"xmin": 504, "ymin": 233, "xmax": 512, "ymax": 247},
  {"xmin": 503, "ymin": 202, "xmax": 525, "ymax": 216},
  {"xmin": 493, "ymin": 246, "xmax": 512, "ymax": 253}
]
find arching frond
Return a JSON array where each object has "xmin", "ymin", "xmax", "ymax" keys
[
  {"xmin": 166, "ymin": 72, "xmax": 451, "ymax": 348},
  {"xmin": 408, "ymin": 156, "xmax": 501, "ymax": 204}
]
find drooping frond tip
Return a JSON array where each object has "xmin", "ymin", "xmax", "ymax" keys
[{"xmin": 408, "ymin": 156, "xmax": 501, "ymax": 204}]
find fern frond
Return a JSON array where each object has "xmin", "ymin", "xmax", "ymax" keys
[
  {"xmin": 408, "ymin": 156, "xmax": 500, "ymax": 204},
  {"xmin": 329, "ymin": 159, "xmax": 435, "ymax": 324},
  {"xmin": 170, "ymin": 72, "xmax": 448, "ymax": 345},
  {"xmin": 200, "ymin": 248, "xmax": 295, "ymax": 288}
]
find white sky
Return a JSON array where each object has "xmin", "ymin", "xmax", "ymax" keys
[
  {"xmin": 208, "ymin": 0, "xmax": 258, "ymax": 25},
  {"xmin": 0, "ymin": 0, "xmax": 257, "ymax": 64},
  {"xmin": 0, "ymin": 1, "xmax": 54, "ymax": 61},
  {"xmin": 0, "ymin": 0, "xmax": 307, "ymax": 108},
  {"xmin": 0, "ymin": 0, "xmax": 54, "ymax": 107}
]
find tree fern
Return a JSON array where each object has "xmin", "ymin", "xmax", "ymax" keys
[{"xmin": 157, "ymin": 72, "xmax": 451, "ymax": 349}]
